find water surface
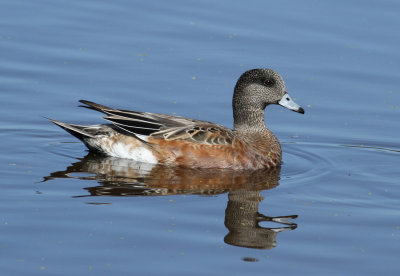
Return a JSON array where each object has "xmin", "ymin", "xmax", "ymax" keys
[{"xmin": 1, "ymin": 0, "xmax": 399, "ymax": 275}]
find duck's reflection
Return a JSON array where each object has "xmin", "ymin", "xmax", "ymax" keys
[
  {"xmin": 44, "ymin": 152, "xmax": 297, "ymax": 249},
  {"xmin": 225, "ymin": 190, "xmax": 297, "ymax": 249}
]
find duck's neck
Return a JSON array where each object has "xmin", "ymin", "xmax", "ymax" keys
[
  {"xmin": 233, "ymin": 106, "xmax": 281, "ymax": 159},
  {"xmin": 233, "ymin": 106, "xmax": 267, "ymax": 132},
  {"xmin": 232, "ymin": 84, "xmax": 268, "ymax": 132}
]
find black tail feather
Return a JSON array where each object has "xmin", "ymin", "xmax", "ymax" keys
[
  {"xmin": 46, "ymin": 117, "xmax": 94, "ymax": 141},
  {"xmin": 79, "ymin": 100, "xmax": 114, "ymax": 114}
]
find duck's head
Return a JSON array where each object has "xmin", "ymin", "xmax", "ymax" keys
[
  {"xmin": 233, "ymin": 68, "xmax": 304, "ymax": 129},
  {"xmin": 234, "ymin": 68, "xmax": 304, "ymax": 114}
]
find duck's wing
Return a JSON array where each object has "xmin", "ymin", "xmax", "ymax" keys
[
  {"xmin": 79, "ymin": 100, "xmax": 235, "ymax": 146},
  {"xmin": 150, "ymin": 124, "xmax": 234, "ymax": 146}
]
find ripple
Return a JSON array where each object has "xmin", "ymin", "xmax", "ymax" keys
[
  {"xmin": 281, "ymin": 142, "xmax": 400, "ymax": 188},
  {"xmin": 281, "ymin": 142, "xmax": 333, "ymax": 183},
  {"xmin": 45, "ymin": 141, "xmax": 86, "ymax": 160},
  {"xmin": 340, "ymin": 144, "xmax": 400, "ymax": 154}
]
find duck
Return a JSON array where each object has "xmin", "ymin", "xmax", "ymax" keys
[{"xmin": 49, "ymin": 68, "xmax": 304, "ymax": 170}]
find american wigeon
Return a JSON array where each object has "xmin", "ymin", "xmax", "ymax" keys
[{"xmin": 49, "ymin": 68, "xmax": 304, "ymax": 170}]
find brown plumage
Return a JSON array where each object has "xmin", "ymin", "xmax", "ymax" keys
[{"xmin": 48, "ymin": 68, "xmax": 305, "ymax": 170}]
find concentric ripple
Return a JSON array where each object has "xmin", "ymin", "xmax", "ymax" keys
[
  {"xmin": 280, "ymin": 139, "xmax": 400, "ymax": 188},
  {"xmin": 281, "ymin": 142, "xmax": 333, "ymax": 182}
]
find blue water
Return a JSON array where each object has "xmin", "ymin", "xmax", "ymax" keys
[{"xmin": 1, "ymin": 0, "xmax": 399, "ymax": 275}]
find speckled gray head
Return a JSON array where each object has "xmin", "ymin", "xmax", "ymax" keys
[
  {"xmin": 234, "ymin": 68, "xmax": 304, "ymax": 113},
  {"xmin": 233, "ymin": 68, "xmax": 304, "ymax": 129}
]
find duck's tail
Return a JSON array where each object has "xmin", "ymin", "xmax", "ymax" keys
[
  {"xmin": 78, "ymin": 100, "xmax": 113, "ymax": 113},
  {"xmin": 45, "ymin": 117, "xmax": 95, "ymax": 142}
]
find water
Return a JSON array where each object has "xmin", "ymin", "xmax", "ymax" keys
[{"xmin": 1, "ymin": 0, "xmax": 399, "ymax": 275}]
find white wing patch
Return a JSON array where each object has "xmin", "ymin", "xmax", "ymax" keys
[{"xmin": 135, "ymin": 134, "xmax": 149, "ymax": 142}]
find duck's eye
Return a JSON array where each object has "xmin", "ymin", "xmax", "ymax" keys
[
  {"xmin": 263, "ymin": 78, "xmax": 275, "ymax": 87},
  {"xmin": 286, "ymin": 97, "xmax": 290, "ymax": 101}
]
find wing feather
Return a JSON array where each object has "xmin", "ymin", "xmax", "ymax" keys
[{"xmin": 79, "ymin": 100, "xmax": 234, "ymax": 146}]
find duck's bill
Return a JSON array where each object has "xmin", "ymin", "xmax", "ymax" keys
[{"xmin": 278, "ymin": 93, "xmax": 305, "ymax": 114}]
